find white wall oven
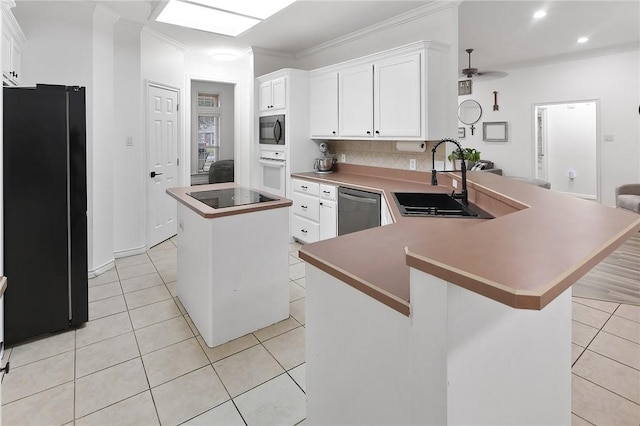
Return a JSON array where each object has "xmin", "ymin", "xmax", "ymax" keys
[
  {"xmin": 259, "ymin": 150, "xmax": 287, "ymax": 197},
  {"xmin": 259, "ymin": 114, "xmax": 285, "ymax": 145}
]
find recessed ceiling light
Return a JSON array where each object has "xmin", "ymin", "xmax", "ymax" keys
[
  {"xmin": 188, "ymin": 0, "xmax": 297, "ymax": 20},
  {"xmin": 577, "ymin": 37, "xmax": 589, "ymax": 43},
  {"xmin": 533, "ymin": 10, "xmax": 547, "ymax": 19},
  {"xmin": 157, "ymin": 0, "xmax": 261, "ymax": 37}
]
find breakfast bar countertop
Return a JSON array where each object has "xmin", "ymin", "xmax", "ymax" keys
[{"xmin": 294, "ymin": 164, "xmax": 640, "ymax": 315}]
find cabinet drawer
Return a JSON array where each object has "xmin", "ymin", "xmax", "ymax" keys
[
  {"xmin": 291, "ymin": 215, "xmax": 319, "ymax": 244},
  {"xmin": 319, "ymin": 184, "xmax": 337, "ymax": 200},
  {"xmin": 293, "ymin": 193, "xmax": 320, "ymax": 222},
  {"xmin": 292, "ymin": 179, "xmax": 320, "ymax": 196}
]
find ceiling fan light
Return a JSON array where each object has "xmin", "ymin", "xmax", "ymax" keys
[{"xmin": 533, "ymin": 10, "xmax": 547, "ymax": 19}]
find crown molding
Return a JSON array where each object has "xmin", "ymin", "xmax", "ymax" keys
[
  {"xmin": 489, "ymin": 41, "xmax": 640, "ymax": 72},
  {"xmin": 94, "ymin": 3, "xmax": 121, "ymax": 23},
  {"xmin": 1, "ymin": 0, "xmax": 16, "ymax": 12},
  {"xmin": 295, "ymin": 0, "xmax": 460, "ymax": 59},
  {"xmin": 142, "ymin": 26, "xmax": 186, "ymax": 51}
]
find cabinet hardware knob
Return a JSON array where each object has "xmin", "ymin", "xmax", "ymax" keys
[
  {"xmin": 375, "ymin": 130, "xmax": 380, "ymax": 134},
  {"xmin": 366, "ymin": 131, "xmax": 371, "ymax": 135},
  {"xmin": 301, "ymin": 185, "xmax": 307, "ymax": 189},
  {"xmin": 301, "ymin": 229, "xmax": 307, "ymax": 234},
  {"xmin": 301, "ymin": 205, "xmax": 307, "ymax": 209},
  {"xmin": 332, "ymin": 131, "xmax": 336, "ymax": 134}
]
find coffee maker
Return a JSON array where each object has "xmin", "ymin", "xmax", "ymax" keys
[{"xmin": 313, "ymin": 142, "xmax": 336, "ymax": 174}]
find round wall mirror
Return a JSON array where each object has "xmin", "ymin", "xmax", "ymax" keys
[{"xmin": 458, "ymin": 100, "xmax": 482, "ymax": 125}]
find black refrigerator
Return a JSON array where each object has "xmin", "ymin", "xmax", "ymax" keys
[{"xmin": 3, "ymin": 84, "xmax": 88, "ymax": 345}]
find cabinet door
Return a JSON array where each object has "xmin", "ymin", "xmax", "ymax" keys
[
  {"xmin": 319, "ymin": 199, "xmax": 337, "ymax": 240},
  {"xmin": 2, "ymin": 30, "xmax": 11, "ymax": 79},
  {"xmin": 310, "ymin": 72, "xmax": 339, "ymax": 138},
  {"xmin": 259, "ymin": 81, "xmax": 273, "ymax": 112},
  {"xmin": 339, "ymin": 64, "xmax": 373, "ymax": 137},
  {"xmin": 374, "ymin": 53, "xmax": 422, "ymax": 138},
  {"xmin": 271, "ymin": 76, "xmax": 286, "ymax": 110}
]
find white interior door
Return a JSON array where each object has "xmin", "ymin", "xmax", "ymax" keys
[{"xmin": 147, "ymin": 84, "xmax": 179, "ymax": 247}]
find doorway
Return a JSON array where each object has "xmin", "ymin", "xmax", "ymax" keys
[
  {"xmin": 534, "ymin": 101, "xmax": 599, "ymax": 201},
  {"xmin": 147, "ymin": 82, "xmax": 179, "ymax": 248},
  {"xmin": 189, "ymin": 80, "xmax": 235, "ymax": 185}
]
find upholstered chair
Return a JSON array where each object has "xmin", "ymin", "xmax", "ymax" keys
[{"xmin": 615, "ymin": 184, "xmax": 640, "ymax": 214}]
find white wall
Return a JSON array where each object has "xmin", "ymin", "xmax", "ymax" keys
[
  {"xmin": 113, "ymin": 21, "xmax": 145, "ymax": 256},
  {"xmin": 545, "ymin": 103, "xmax": 597, "ymax": 198},
  {"xmin": 14, "ymin": 1, "xmax": 118, "ymax": 274},
  {"xmin": 458, "ymin": 49, "xmax": 640, "ymax": 206},
  {"xmin": 90, "ymin": 5, "xmax": 117, "ymax": 272}
]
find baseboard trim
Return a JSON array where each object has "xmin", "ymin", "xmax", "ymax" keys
[
  {"xmin": 88, "ymin": 259, "xmax": 115, "ymax": 278},
  {"xmin": 114, "ymin": 245, "xmax": 147, "ymax": 259}
]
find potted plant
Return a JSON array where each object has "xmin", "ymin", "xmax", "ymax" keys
[{"xmin": 448, "ymin": 147, "xmax": 481, "ymax": 170}]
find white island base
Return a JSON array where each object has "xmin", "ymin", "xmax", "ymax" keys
[
  {"xmin": 176, "ymin": 203, "xmax": 290, "ymax": 348},
  {"xmin": 306, "ymin": 265, "xmax": 571, "ymax": 425}
]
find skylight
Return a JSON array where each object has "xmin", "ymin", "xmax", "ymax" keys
[{"xmin": 156, "ymin": 0, "xmax": 296, "ymax": 37}]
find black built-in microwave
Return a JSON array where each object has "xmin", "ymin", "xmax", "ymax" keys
[{"xmin": 259, "ymin": 114, "xmax": 285, "ymax": 145}]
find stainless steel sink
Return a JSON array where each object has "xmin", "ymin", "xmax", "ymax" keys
[{"xmin": 392, "ymin": 192, "xmax": 493, "ymax": 219}]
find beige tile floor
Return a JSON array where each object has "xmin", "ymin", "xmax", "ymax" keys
[{"xmin": 1, "ymin": 238, "xmax": 639, "ymax": 425}]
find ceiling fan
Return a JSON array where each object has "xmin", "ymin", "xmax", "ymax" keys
[{"xmin": 461, "ymin": 48, "xmax": 507, "ymax": 80}]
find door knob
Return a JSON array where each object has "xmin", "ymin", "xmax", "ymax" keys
[{"xmin": 150, "ymin": 171, "xmax": 163, "ymax": 178}]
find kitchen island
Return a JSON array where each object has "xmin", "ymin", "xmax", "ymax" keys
[
  {"xmin": 294, "ymin": 164, "xmax": 640, "ymax": 425},
  {"xmin": 166, "ymin": 183, "xmax": 292, "ymax": 347}
]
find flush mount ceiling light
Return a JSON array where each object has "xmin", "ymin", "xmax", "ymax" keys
[
  {"xmin": 533, "ymin": 10, "xmax": 547, "ymax": 19},
  {"xmin": 577, "ymin": 37, "xmax": 589, "ymax": 43},
  {"xmin": 156, "ymin": 0, "xmax": 296, "ymax": 36}
]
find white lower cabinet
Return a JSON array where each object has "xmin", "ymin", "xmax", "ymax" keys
[
  {"xmin": 319, "ymin": 199, "xmax": 337, "ymax": 240},
  {"xmin": 292, "ymin": 179, "xmax": 337, "ymax": 243}
]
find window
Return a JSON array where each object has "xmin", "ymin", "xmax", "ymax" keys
[{"xmin": 195, "ymin": 93, "xmax": 221, "ymax": 172}]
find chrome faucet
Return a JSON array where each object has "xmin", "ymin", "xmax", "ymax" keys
[{"xmin": 431, "ymin": 138, "xmax": 468, "ymax": 206}]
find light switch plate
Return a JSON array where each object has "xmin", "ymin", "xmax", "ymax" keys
[{"xmin": 341, "ymin": 154, "xmax": 346, "ymax": 162}]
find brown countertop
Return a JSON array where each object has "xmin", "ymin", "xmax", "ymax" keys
[
  {"xmin": 166, "ymin": 183, "xmax": 292, "ymax": 219},
  {"xmin": 296, "ymin": 164, "xmax": 640, "ymax": 315}
]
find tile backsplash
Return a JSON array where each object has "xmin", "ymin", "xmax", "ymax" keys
[{"xmin": 327, "ymin": 140, "xmax": 446, "ymax": 172}]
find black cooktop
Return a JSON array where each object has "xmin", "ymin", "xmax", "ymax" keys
[{"xmin": 188, "ymin": 188, "xmax": 277, "ymax": 209}]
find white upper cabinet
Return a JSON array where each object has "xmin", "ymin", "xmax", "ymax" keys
[
  {"xmin": 339, "ymin": 64, "xmax": 374, "ymax": 138},
  {"xmin": 309, "ymin": 72, "xmax": 339, "ymax": 138},
  {"xmin": 259, "ymin": 76, "xmax": 287, "ymax": 112},
  {"xmin": 2, "ymin": 8, "xmax": 25, "ymax": 86},
  {"xmin": 374, "ymin": 53, "xmax": 421, "ymax": 138},
  {"xmin": 309, "ymin": 41, "xmax": 449, "ymax": 141}
]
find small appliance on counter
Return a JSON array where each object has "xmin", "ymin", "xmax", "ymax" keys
[{"xmin": 313, "ymin": 142, "xmax": 336, "ymax": 174}]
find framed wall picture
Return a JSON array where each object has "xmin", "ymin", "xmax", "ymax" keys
[
  {"xmin": 458, "ymin": 127, "xmax": 466, "ymax": 138},
  {"xmin": 483, "ymin": 121, "xmax": 508, "ymax": 142},
  {"xmin": 458, "ymin": 79, "xmax": 472, "ymax": 96}
]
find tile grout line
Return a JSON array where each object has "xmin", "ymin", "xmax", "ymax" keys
[{"xmin": 571, "ymin": 371, "xmax": 640, "ymax": 407}]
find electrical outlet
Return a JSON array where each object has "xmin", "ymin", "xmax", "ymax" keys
[
  {"xmin": 126, "ymin": 136, "xmax": 133, "ymax": 147},
  {"xmin": 409, "ymin": 158, "xmax": 417, "ymax": 170},
  {"xmin": 452, "ymin": 179, "xmax": 458, "ymax": 189},
  {"xmin": 341, "ymin": 154, "xmax": 346, "ymax": 162}
]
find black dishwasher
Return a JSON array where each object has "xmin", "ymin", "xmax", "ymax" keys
[{"xmin": 338, "ymin": 187, "xmax": 381, "ymax": 236}]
